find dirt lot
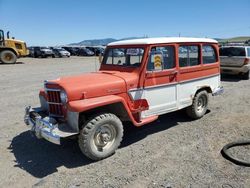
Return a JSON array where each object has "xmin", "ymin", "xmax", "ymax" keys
[{"xmin": 0, "ymin": 57, "xmax": 249, "ymax": 188}]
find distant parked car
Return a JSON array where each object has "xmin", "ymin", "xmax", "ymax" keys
[
  {"xmin": 62, "ymin": 47, "xmax": 79, "ymax": 56},
  {"xmin": 86, "ymin": 46, "xmax": 105, "ymax": 56},
  {"xmin": 28, "ymin": 47, "xmax": 34, "ymax": 57},
  {"xmin": 29, "ymin": 46, "xmax": 54, "ymax": 58},
  {"xmin": 78, "ymin": 47, "xmax": 94, "ymax": 56},
  {"xmin": 51, "ymin": 48, "xmax": 70, "ymax": 57},
  {"xmin": 220, "ymin": 46, "xmax": 250, "ymax": 79},
  {"xmin": 109, "ymin": 49, "xmax": 124, "ymax": 57}
]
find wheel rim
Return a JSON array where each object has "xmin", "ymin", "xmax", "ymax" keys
[
  {"xmin": 4, "ymin": 53, "xmax": 13, "ymax": 61},
  {"xmin": 93, "ymin": 124, "xmax": 116, "ymax": 151},
  {"xmin": 197, "ymin": 95, "xmax": 207, "ymax": 113}
]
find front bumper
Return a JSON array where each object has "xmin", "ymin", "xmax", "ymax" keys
[{"xmin": 24, "ymin": 106, "xmax": 78, "ymax": 145}]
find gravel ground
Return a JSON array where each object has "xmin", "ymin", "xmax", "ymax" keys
[{"xmin": 0, "ymin": 57, "xmax": 249, "ymax": 188}]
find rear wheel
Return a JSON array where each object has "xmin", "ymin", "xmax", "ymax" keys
[
  {"xmin": 78, "ymin": 113, "xmax": 123, "ymax": 160},
  {"xmin": 186, "ymin": 90, "xmax": 209, "ymax": 119},
  {"xmin": 241, "ymin": 71, "xmax": 249, "ymax": 80},
  {"xmin": 0, "ymin": 50, "xmax": 17, "ymax": 64}
]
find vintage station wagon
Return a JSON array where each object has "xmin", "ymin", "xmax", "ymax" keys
[{"xmin": 24, "ymin": 37, "xmax": 223, "ymax": 160}]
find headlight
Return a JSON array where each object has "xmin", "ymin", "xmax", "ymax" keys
[{"xmin": 60, "ymin": 90, "xmax": 68, "ymax": 104}]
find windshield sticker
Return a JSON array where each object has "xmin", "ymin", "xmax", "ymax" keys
[
  {"xmin": 127, "ymin": 48, "xmax": 140, "ymax": 55},
  {"xmin": 152, "ymin": 54, "xmax": 162, "ymax": 70}
]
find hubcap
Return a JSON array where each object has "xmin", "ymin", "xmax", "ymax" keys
[
  {"xmin": 197, "ymin": 95, "xmax": 207, "ymax": 112},
  {"xmin": 4, "ymin": 53, "xmax": 13, "ymax": 61},
  {"xmin": 94, "ymin": 124, "xmax": 116, "ymax": 151}
]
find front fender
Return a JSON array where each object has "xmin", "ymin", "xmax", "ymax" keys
[
  {"xmin": 67, "ymin": 95, "xmax": 157, "ymax": 127},
  {"xmin": 68, "ymin": 95, "xmax": 128, "ymax": 113}
]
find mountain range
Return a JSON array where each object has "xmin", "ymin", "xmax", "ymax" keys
[
  {"xmin": 69, "ymin": 36, "xmax": 250, "ymax": 46},
  {"xmin": 69, "ymin": 37, "xmax": 143, "ymax": 46}
]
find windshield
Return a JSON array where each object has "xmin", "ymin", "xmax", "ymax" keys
[
  {"xmin": 219, "ymin": 47, "xmax": 246, "ymax": 57},
  {"xmin": 41, "ymin": 47, "xmax": 50, "ymax": 50},
  {"xmin": 103, "ymin": 47, "xmax": 144, "ymax": 67},
  {"xmin": 57, "ymin": 48, "xmax": 65, "ymax": 51}
]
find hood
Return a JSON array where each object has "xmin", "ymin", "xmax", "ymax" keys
[{"xmin": 47, "ymin": 71, "xmax": 138, "ymax": 101}]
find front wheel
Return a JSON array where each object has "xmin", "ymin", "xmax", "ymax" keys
[
  {"xmin": 78, "ymin": 113, "xmax": 123, "ymax": 161},
  {"xmin": 186, "ymin": 90, "xmax": 209, "ymax": 119},
  {"xmin": 0, "ymin": 50, "xmax": 17, "ymax": 64}
]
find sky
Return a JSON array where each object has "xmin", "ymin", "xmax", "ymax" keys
[{"xmin": 0, "ymin": 0, "xmax": 249, "ymax": 46}]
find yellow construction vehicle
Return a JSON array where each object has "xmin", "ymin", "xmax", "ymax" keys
[{"xmin": 0, "ymin": 30, "xmax": 29, "ymax": 64}]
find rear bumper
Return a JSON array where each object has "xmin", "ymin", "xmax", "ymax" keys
[
  {"xmin": 24, "ymin": 106, "xmax": 78, "ymax": 145},
  {"xmin": 221, "ymin": 64, "xmax": 250, "ymax": 74},
  {"xmin": 212, "ymin": 86, "xmax": 224, "ymax": 96}
]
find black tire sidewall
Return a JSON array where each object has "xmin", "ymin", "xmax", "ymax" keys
[
  {"xmin": 79, "ymin": 113, "xmax": 123, "ymax": 160},
  {"xmin": 89, "ymin": 117, "xmax": 122, "ymax": 157},
  {"xmin": 193, "ymin": 91, "xmax": 208, "ymax": 117},
  {"xmin": 242, "ymin": 71, "xmax": 249, "ymax": 80},
  {"xmin": 186, "ymin": 90, "xmax": 209, "ymax": 119}
]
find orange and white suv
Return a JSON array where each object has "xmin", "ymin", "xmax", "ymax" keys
[{"xmin": 24, "ymin": 37, "xmax": 223, "ymax": 160}]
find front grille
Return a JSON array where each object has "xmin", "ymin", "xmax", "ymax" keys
[{"xmin": 46, "ymin": 89, "xmax": 64, "ymax": 117}]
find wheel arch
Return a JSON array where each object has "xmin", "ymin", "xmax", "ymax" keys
[
  {"xmin": 195, "ymin": 86, "xmax": 212, "ymax": 96},
  {"xmin": 0, "ymin": 47, "xmax": 18, "ymax": 56},
  {"xmin": 78, "ymin": 102, "xmax": 131, "ymax": 130}
]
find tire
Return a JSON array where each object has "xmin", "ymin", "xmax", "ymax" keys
[
  {"xmin": 241, "ymin": 71, "xmax": 249, "ymax": 80},
  {"xmin": 78, "ymin": 113, "xmax": 123, "ymax": 161},
  {"xmin": 0, "ymin": 50, "xmax": 17, "ymax": 64},
  {"xmin": 186, "ymin": 90, "xmax": 209, "ymax": 119}
]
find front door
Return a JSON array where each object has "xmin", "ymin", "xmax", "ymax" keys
[{"xmin": 142, "ymin": 45, "xmax": 178, "ymax": 118}]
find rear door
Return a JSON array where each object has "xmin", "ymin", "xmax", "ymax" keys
[
  {"xmin": 220, "ymin": 47, "xmax": 246, "ymax": 67},
  {"xmin": 142, "ymin": 45, "xmax": 178, "ymax": 117}
]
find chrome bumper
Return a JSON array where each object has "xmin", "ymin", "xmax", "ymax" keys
[
  {"xmin": 212, "ymin": 86, "xmax": 224, "ymax": 96},
  {"xmin": 24, "ymin": 106, "xmax": 78, "ymax": 145}
]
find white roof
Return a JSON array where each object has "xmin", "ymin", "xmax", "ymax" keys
[{"xmin": 108, "ymin": 37, "xmax": 218, "ymax": 46}]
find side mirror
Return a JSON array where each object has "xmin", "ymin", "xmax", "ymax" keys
[{"xmin": 0, "ymin": 30, "xmax": 4, "ymax": 42}]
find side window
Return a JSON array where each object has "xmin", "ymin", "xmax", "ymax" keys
[
  {"xmin": 247, "ymin": 48, "xmax": 250, "ymax": 57},
  {"xmin": 179, "ymin": 45, "xmax": 199, "ymax": 67},
  {"xmin": 15, "ymin": 43, "xmax": 22, "ymax": 49},
  {"xmin": 147, "ymin": 46, "xmax": 175, "ymax": 71},
  {"xmin": 202, "ymin": 45, "xmax": 217, "ymax": 64}
]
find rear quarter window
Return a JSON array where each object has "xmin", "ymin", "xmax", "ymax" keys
[
  {"xmin": 15, "ymin": 43, "xmax": 22, "ymax": 49},
  {"xmin": 219, "ymin": 47, "xmax": 246, "ymax": 57},
  {"xmin": 202, "ymin": 45, "xmax": 217, "ymax": 64}
]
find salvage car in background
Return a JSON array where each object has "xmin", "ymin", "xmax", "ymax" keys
[
  {"xmin": 220, "ymin": 46, "xmax": 250, "ymax": 79},
  {"xmin": 86, "ymin": 46, "xmax": 105, "ymax": 56},
  {"xmin": 51, "ymin": 47, "xmax": 70, "ymax": 57},
  {"xmin": 29, "ymin": 46, "xmax": 54, "ymax": 58},
  {"xmin": 78, "ymin": 47, "xmax": 94, "ymax": 56},
  {"xmin": 61, "ymin": 46, "xmax": 79, "ymax": 56}
]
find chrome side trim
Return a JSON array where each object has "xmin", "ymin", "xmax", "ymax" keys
[
  {"xmin": 144, "ymin": 81, "xmax": 178, "ymax": 90},
  {"xmin": 128, "ymin": 73, "xmax": 220, "ymax": 92},
  {"xmin": 178, "ymin": 73, "xmax": 220, "ymax": 84}
]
